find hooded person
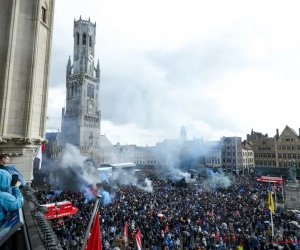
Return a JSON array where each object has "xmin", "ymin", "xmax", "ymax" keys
[{"xmin": 0, "ymin": 169, "xmax": 24, "ymax": 225}]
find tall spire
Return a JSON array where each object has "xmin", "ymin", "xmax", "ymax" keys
[{"xmin": 66, "ymin": 56, "xmax": 72, "ymax": 75}]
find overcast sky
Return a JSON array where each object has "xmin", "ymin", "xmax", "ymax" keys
[{"xmin": 47, "ymin": 0, "xmax": 300, "ymax": 146}]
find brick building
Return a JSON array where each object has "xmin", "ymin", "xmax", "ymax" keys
[{"xmin": 247, "ymin": 126, "xmax": 300, "ymax": 168}]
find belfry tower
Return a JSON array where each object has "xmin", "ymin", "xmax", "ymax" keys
[{"xmin": 61, "ymin": 17, "xmax": 101, "ymax": 147}]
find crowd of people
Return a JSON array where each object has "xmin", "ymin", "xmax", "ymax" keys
[{"xmin": 35, "ymin": 172, "xmax": 300, "ymax": 250}]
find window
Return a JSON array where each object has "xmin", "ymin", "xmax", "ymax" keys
[
  {"xmin": 278, "ymin": 153, "xmax": 282, "ymax": 159},
  {"xmin": 279, "ymin": 162, "xmax": 283, "ymax": 167},
  {"xmin": 272, "ymin": 161, "xmax": 276, "ymax": 166},
  {"xmin": 297, "ymin": 145, "xmax": 300, "ymax": 150},
  {"xmin": 259, "ymin": 153, "xmax": 262, "ymax": 158},
  {"xmin": 87, "ymin": 85, "xmax": 94, "ymax": 98},
  {"xmin": 41, "ymin": 7, "xmax": 46, "ymax": 23},
  {"xmin": 89, "ymin": 36, "xmax": 92, "ymax": 47},
  {"xmin": 287, "ymin": 145, "xmax": 291, "ymax": 150},
  {"xmin": 284, "ymin": 162, "xmax": 287, "ymax": 168},
  {"xmin": 83, "ymin": 34, "xmax": 86, "ymax": 45},
  {"xmin": 268, "ymin": 161, "xmax": 272, "ymax": 166},
  {"xmin": 267, "ymin": 153, "xmax": 271, "ymax": 158},
  {"xmin": 293, "ymin": 153, "xmax": 297, "ymax": 159},
  {"xmin": 272, "ymin": 153, "xmax": 276, "ymax": 158},
  {"xmin": 263, "ymin": 153, "xmax": 266, "ymax": 158},
  {"xmin": 288, "ymin": 153, "xmax": 292, "ymax": 159},
  {"xmin": 259, "ymin": 147, "xmax": 261, "ymax": 150},
  {"xmin": 292, "ymin": 145, "xmax": 295, "ymax": 150},
  {"xmin": 286, "ymin": 138, "xmax": 290, "ymax": 141},
  {"xmin": 298, "ymin": 154, "xmax": 300, "ymax": 159},
  {"xmin": 77, "ymin": 33, "xmax": 80, "ymax": 45},
  {"xmin": 283, "ymin": 153, "xmax": 287, "ymax": 159},
  {"xmin": 282, "ymin": 145, "xmax": 286, "ymax": 150},
  {"xmin": 277, "ymin": 146, "xmax": 281, "ymax": 150}
]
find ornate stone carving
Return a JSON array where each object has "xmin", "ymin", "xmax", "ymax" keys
[
  {"xmin": 15, "ymin": 138, "xmax": 48, "ymax": 145},
  {"xmin": 2, "ymin": 151, "xmax": 25, "ymax": 157},
  {"xmin": 0, "ymin": 137, "xmax": 11, "ymax": 144}
]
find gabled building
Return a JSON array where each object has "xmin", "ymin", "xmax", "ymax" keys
[
  {"xmin": 247, "ymin": 125, "xmax": 300, "ymax": 169},
  {"xmin": 247, "ymin": 129, "xmax": 277, "ymax": 167},
  {"xmin": 276, "ymin": 125, "xmax": 300, "ymax": 168}
]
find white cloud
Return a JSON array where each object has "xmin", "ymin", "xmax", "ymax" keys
[{"xmin": 47, "ymin": 0, "xmax": 300, "ymax": 146}]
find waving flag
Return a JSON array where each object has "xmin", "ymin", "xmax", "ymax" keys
[
  {"xmin": 136, "ymin": 230, "xmax": 142, "ymax": 250},
  {"xmin": 268, "ymin": 182, "xmax": 275, "ymax": 214},
  {"xmin": 124, "ymin": 222, "xmax": 128, "ymax": 247},
  {"xmin": 87, "ymin": 213, "xmax": 102, "ymax": 250}
]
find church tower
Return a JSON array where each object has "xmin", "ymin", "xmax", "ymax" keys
[{"xmin": 61, "ymin": 17, "xmax": 101, "ymax": 147}]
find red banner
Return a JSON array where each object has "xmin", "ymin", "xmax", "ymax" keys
[
  {"xmin": 124, "ymin": 222, "xmax": 128, "ymax": 247},
  {"xmin": 136, "ymin": 230, "xmax": 142, "ymax": 250}
]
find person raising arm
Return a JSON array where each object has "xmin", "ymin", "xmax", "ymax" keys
[{"xmin": 0, "ymin": 169, "xmax": 24, "ymax": 225}]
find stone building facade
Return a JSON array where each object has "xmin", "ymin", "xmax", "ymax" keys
[
  {"xmin": 276, "ymin": 126, "xmax": 300, "ymax": 168},
  {"xmin": 242, "ymin": 140, "xmax": 255, "ymax": 173},
  {"xmin": 205, "ymin": 141, "xmax": 222, "ymax": 169},
  {"xmin": 220, "ymin": 136, "xmax": 243, "ymax": 173},
  {"xmin": 60, "ymin": 17, "xmax": 101, "ymax": 148},
  {"xmin": 0, "ymin": 0, "xmax": 55, "ymax": 181},
  {"xmin": 247, "ymin": 126, "xmax": 300, "ymax": 169},
  {"xmin": 247, "ymin": 130, "xmax": 278, "ymax": 167}
]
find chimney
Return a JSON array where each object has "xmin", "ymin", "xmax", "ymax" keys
[{"xmin": 276, "ymin": 129, "xmax": 279, "ymax": 137}]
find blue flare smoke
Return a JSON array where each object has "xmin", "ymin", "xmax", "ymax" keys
[
  {"xmin": 101, "ymin": 191, "xmax": 112, "ymax": 205},
  {"xmin": 99, "ymin": 172, "xmax": 109, "ymax": 183},
  {"xmin": 54, "ymin": 190, "xmax": 63, "ymax": 196}
]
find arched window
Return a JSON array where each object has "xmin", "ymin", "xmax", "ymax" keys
[
  {"xmin": 89, "ymin": 36, "xmax": 92, "ymax": 47},
  {"xmin": 41, "ymin": 7, "xmax": 46, "ymax": 23},
  {"xmin": 77, "ymin": 33, "xmax": 80, "ymax": 45},
  {"xmin": 82, "ymin": 34, "xmax": 86, "ymax": 45}
]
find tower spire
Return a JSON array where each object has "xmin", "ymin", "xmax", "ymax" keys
[{"xmin": 67, "ymin": 56, "xmax": 71, "ymax": 73}]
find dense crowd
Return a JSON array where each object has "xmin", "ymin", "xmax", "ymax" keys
[{"xmin": 36, "ymin": 173, "xmax": 300, "ymax": 250}]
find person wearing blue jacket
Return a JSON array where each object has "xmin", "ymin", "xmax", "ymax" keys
[
  {"xmin": 0, "ymin": 169, "xmax": 24, "ymax": 225},
  {"xmin": 0, "ymin": 154, "xmax": 26, "ymax": 188}
]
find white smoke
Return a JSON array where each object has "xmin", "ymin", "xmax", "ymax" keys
[
  {"xmin": 136, "ymin": 178, "xmax": 153, "ymax": 192},
  {"xmin": 202, "ymin": 168, "xmax": 232, "ymax": 190},
  {"xmin": 59, "ymin": 144, "xmax": 100, "ymax": 187}
]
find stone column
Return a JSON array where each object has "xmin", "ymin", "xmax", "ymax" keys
[{"xmin": 0, "ymin": 0, "xmax": 55, "ymax": 182}]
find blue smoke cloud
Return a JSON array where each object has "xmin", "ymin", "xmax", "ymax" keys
[
  {"xmin": 99, "ymin": 172, "xmax": 109, "ymax": 183},
  {"xmin": 101, "ymin": 191, "xmax": 112, "ymax": 205},
  {"xmin": 54, "ymin": 190, "xmax": 63, "ymax": 196},
  {"xmin": 206, "ymin": 169, "xmax": 220, "ymax": 177}
]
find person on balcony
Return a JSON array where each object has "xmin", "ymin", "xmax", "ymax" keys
[{"xmin": 0, "ymin": 169, "xmax": 24, "ymax": 226}]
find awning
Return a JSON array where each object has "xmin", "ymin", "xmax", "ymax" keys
[{"xmin": 41, "ymin": 201, "xmax": 80, "ymax": 220}]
